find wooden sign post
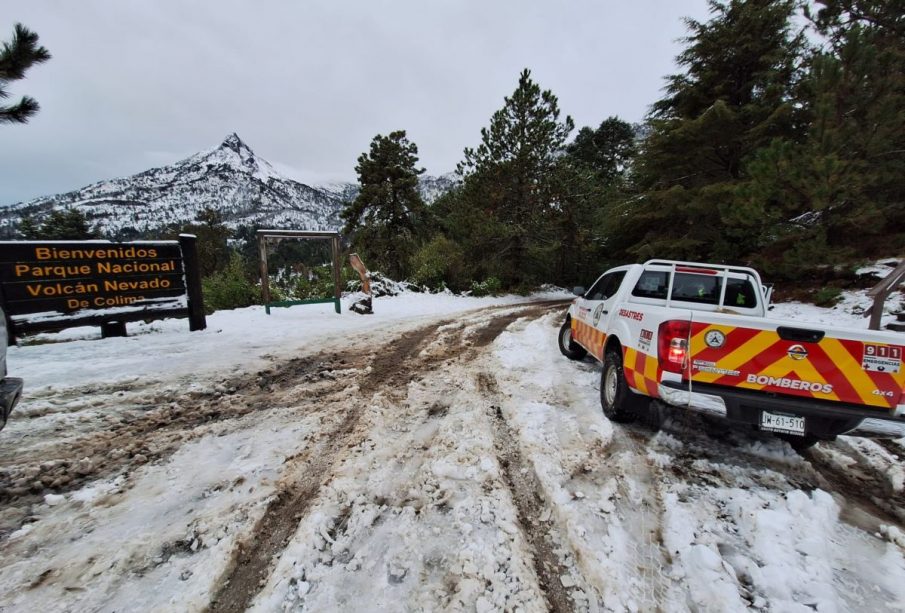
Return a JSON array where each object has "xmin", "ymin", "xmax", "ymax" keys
[
  {"xmin": 0, "ymin": 236, "xmax": 206, "ymax": 342},
  {"xmin": 257, "ymin": 230, "xmax": 342, "ymax": 315}
]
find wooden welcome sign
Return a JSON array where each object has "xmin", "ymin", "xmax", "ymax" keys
[{"xmin": 0, "ymin": 234, "xmax": 205, "ymax": 342}]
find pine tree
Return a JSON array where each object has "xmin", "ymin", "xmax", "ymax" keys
[
  {"xmin": 20, "ymin": 208, "xmax": 96, "ymax": 240},
  {"xmin": 555, "ymin": 117, "xmax": 638, "ymax": 284},
  {"xmin": 0, "ymin": 23, "xmax": 51, "ymax": 125},
  {"xmin": 613, "ymin": 0, "xmax": 804, "ymax": 263},
  {"xmin": 566, "ymin": 117, "xmax": 636, "ymax": 184},
  {"xmin": 732, "ymin": 0, "xmax": 905, "ymax": 278},
  {"xmin": 456, "ymin": 69, "xmax": 574, "ymax": 286},
  {"xmin": 341, "ymin": 131, "xmax": 427, "ymax": 279}
]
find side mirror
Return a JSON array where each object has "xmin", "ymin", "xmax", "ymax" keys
[{"xmin": 572, "ymin": 286, "xmax": 585, "ymax": 296}]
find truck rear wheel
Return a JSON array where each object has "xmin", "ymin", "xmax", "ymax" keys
[
  {"xmin": 601, "ymin": 348, "xmax": 644, "ymax": 423},
  {"xmin": 778, "ymin": 416, "xmax": 860, "ymax": 452},
  {"xmin": 778, "ymin": 434, "xmax": 819, "ymax": 451},
  {"xmin": 559, "ymin": 321, "xmax": 587, "ymax": 360}
]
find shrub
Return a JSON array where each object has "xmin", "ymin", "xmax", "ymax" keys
[
  {"xmin": 470, "ymin": 276, "xmax": 502, "ymax": 297},
  {"xmin": 273, "ymin": 264, "xmax": 359, "ymax": 301},
  {"xmin": 813, "ymin": 286, "xmax": 842, "ymax": 307},
  {"xmin": 410, "ymin": 235, "xmax": 466, "ymax": 291},
  {"xmin": 202, "ymin": 253, "xmax": 261, "ymax": 313},
  {"xmin": 289, "ymin": 265, "xmax": 336, "ymax": 300}
]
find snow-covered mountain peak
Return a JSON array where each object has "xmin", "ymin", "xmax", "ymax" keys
[
  {"xmin": 221, "ymin": 132, "xmax": 245, "ymax": 150},
  {"xmin": 189, "ymin": 133, "xmax": 283, "ymax": 183}
]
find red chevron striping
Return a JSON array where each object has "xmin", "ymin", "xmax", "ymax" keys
[
  {"xmin": 692, "ymin": 326, "xmax": 762, "ymax": 365},
  {"xmin": 711, "ymin": 337, "xmax": 788, "ymax": 386},
  {"xmin": 837, "ymin": 338, "xmax": 903, "ymax": 408},
  {"xmin": 804, "ymin": 342, "xmax": 862, "ymax": 404}
]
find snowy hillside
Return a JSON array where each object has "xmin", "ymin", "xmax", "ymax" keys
[
  {"xmin": 315, "ymin": 172, "xmax": 460, "ymax": 206},
  {"xmin": 0, "ymin": 135, "xmax": 457, "ymax": 238}
]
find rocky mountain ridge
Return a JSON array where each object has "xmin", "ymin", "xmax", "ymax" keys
[{"xmin": 0, "ymin": 134, "xmax": 458, "ymax": 239}]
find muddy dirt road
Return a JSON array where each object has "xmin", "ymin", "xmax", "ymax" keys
[{"xmin": 1, "ymin": 302, "xmax": 904, "ymax": 612}]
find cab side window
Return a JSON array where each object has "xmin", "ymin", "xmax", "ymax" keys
[
  {"xmin": 585, "ymin": 275, "xmax": 609, "ymax": 301},
  {"xmin": 586, "ymin": 271, "xmax": 626, "ymax": 301},
  {"xmin": 602, "ymin": 271, "xmax": 626, "ymax": 300},
  {"xmin": 724, "ymin": 277, "xmax": 758, "ymax": 308},
  {"xmin": 671, "ymin": 272, "xmax": 721, "ymax": 304},
  {"xmin": 632, "ymin": 271, "xmax": 669, "ymax": 299}
]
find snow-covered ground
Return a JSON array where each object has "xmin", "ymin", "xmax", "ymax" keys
[
  {"xmin": 0, "ymin": 279, "xmax": 903, "ymax": 612},
  {"xmin": 8, "ymin": 290, "xmax": 565, "ymax": 392}
]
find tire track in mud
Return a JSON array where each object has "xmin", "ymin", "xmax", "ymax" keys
[
  {"xmin": 618, "ymin": 419, "xmax": 905, "ymax": 608},
  {"xmin": 0, "ymin": 302, "xmax": 564, "ymax": 525},
  {"xmin": 208, "ymin": 303, "xmax": 560, "ymax": 613},
  {"xmin": 803, "ymin": 444, "xmax": 905, "ymax": 531},
  {"xmin": 616, "ymin": 427, "xmax": 676, "ymax": 609},
  {"xmin": 0, "ymin": 353, "xmax": 365, "ymax": 517},
  {"xmin": 617, "ymin": 422, "xmax": 826, "ymax": 609},
  {"xmin": 628, "ymin": 411, "xmax": 905, "ymax": 534},
  {"xmin": 207, "ymin": 318, "xmax": 459, "ymax": 613},
  {"xmin": 725, "ymin": 433, "xmax": 905, "ymax": 531},
  {"xmin": 477, "ymin": 371, "xmax": 575, "ymax": 613}
]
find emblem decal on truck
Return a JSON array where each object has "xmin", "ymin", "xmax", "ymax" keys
[
  {"xmin": 704, "ymin": 330, "xmax": 725, "ymax": 348},
  {"xmin": 592, "ymin": 304, "xmax": 605, "ymax": 326},
  {"xmin": 787, "ymin": 345, "xmax": 808, "ymax": 360},
  {"xmin": 638, "ymin": 328, "xmax": 653, "ymax": 352}
]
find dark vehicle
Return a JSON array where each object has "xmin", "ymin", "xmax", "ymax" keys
[{"xmin": 0, "ymin": 308, "xmax": 23, "ymax": 431}]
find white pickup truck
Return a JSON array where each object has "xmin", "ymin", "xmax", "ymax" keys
[{"xmin": 559, "ymin": 260, "xmax": 905, "ymax": 448}]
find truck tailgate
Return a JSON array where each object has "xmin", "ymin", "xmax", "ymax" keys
[{"xmin": 687, "ymin": 314, "xmax": 905, "ymax": 411}]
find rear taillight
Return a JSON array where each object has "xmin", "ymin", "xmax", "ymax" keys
[{"xmin": 658, "ymin": 320, "xmax": 691, "ymax": 373}]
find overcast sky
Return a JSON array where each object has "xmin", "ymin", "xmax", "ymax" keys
[{"xmin": 1, "ymin": 0, "xmax": 711, "ymax": 205}]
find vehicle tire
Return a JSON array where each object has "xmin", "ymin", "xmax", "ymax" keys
[
  {"xmin": 600, "ymin": 348, "xmax": 644, "ymax": 423},
  {"xmin": 778, "ymin": 416, "xmax": 857, "ymax": 452},
  {"xmin": 640, "ymin": 400, "xmax": 666, "ymax": 431},
  {"xmin": 778, "ymin": 434, "xmax": 819, "ymax": 452},
  {"xmin": 558, "ymin": 320, "xmax": 587, "ymax": 360}
]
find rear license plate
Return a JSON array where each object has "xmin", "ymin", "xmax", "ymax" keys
[{"xmin": 760, "ymin": 411, "xmax": 805, "ymax": 435}]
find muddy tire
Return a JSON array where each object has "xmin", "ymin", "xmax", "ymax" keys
[
  {"xmin": 640, "ymin": 400, "xmax": 666, "ymax": 431},
  {"xmin": 779, "ymin": 434, "xmax": 819, "ymax": 451},
  {"xmin": 600, "ymin": 348, "xmax": 643, "ymax": 423},
  {"xmin": 558, "ymin": 320, "xmax": 587, "ymax": 360},
  {"xmin": 778, "ymin": 416, "xmax": 857, "ymax": 452}
]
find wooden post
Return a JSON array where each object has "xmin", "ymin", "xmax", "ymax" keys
[
  {"xmin": 332, "ymin": 235, "xmax": 342, "ymax": 314},
  {"xmin": 348, "ymin": 253, "xmax": 373, "ymax": 314},
  {"xmin": 179, "ymin": 234, "xmax": 207, "ymax": 331},
  {"xmin": 2, "ymin": 304, "xmax": 16, "ymax": 347},
  {"xmin": 101, "ymin": 321, "xmax": 127, "ymax": 338},
  {"xmin": 258, "ymin": 234, "xmax": 271, "ymax": 314},
  {"xmin": 866, "ymin": 260, "xmax": 905, "ymax": 330},
  {"xmin": 349, "ymin": 254, "xmax": 371, "ymax": 295}
]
